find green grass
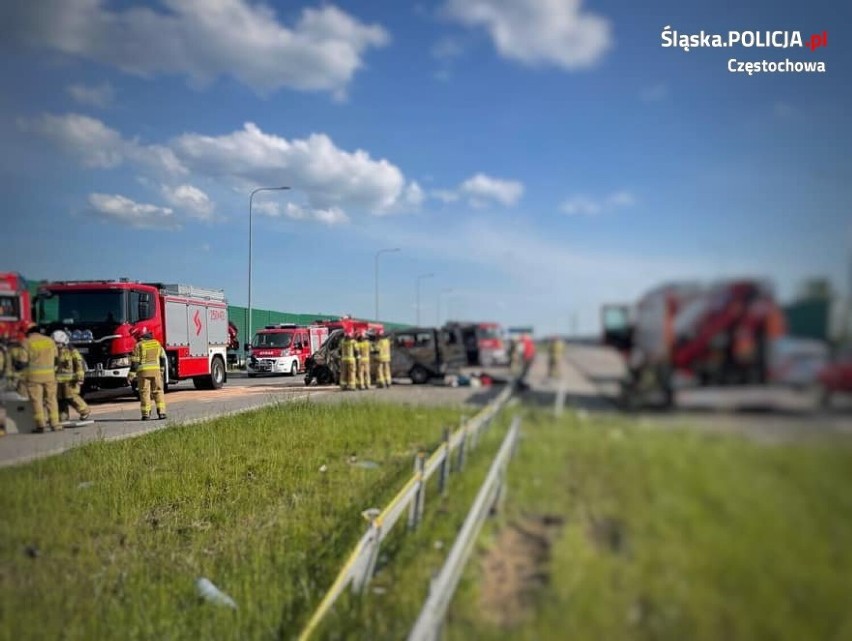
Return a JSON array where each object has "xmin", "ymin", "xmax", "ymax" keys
[
  {"xmin": 0, "ymin": 400, "xmax": 468, "ymax": 641},
  {"xmin": 450, "ymin": 410, "xmax": 852, "ymax": 641},
  {"xmin": 319, "ymin": 409, "xmax": 852, "ymax": 641}
]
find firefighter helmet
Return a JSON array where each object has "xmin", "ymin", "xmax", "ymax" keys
[{"xmin": 51, "ymin": 330, "xmax": 70, "ymax": 345}]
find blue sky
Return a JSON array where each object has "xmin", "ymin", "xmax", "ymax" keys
[{"xmin": 1, "ymin": 0, "xmax": 850, "ymax": 334}]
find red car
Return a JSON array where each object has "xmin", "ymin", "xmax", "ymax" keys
[{"xmin": 818, "ymin": 348, "xmax": 852, "ymax": 406}]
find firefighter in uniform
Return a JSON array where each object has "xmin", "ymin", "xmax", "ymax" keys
[
  {"xmin": 339, "ymin": 329, "xmax": 357, "ymax": 391},
  {"xmin": 6, "ymin": 340, "xmax": 28, "ymax": 398},
  {"xmin": 376, "ymin": 329, "xmax": 392, "ymax": 388},
  {"xmin": 20, "ymin": 324, "xmax": 61, "ymax": 432},
  {"xmin": 52, "ymin": 330, "xmax": 91, "ymax": 423},
  {"xmin": 548, "ymin": 336, "xmax": 564, "ymax": 380},
  {"xmin": 130, "ymin": 327, "xmax": 167, "ymax": 420},
  {"xmin": 355, "ymin": 330, "xmax": 372, "ymax": 390}
]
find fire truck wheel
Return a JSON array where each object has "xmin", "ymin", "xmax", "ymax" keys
[
  {"xmin": 290, "ymin": 361, "xmax": 299, "ymax": 377},
  {"xmin": 193, "ymin": 356, "xmax": 226, "ymax": 390}
]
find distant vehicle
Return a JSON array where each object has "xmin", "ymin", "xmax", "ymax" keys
[
  {"xmin": 818, "ymin": 348, "xmax": 852, "ymax": 406},
  {"xmin": 603, "ymin": 279, "xmax": 787, "ymax": 408},
  {"xmin": 0, "ymin": 272, "xmax": 32, "ymax": 344},
  {"xmin": 390, "ymin": 326, "xmax": 465, "ymax": 384},
  {"xmin": 769, "ymin": 337, "xmax": 829, "ymax": 389},
  {"xmin": 247, "ymin": 324, "xmax": 328, "ymax": 378},
  {"xmin": 444, "ymin": 321, "xmax": 508, "ymax": 366},
  {"xmin": 304, "ymin": 324, "xmax": 461, "ymax": 386},
  {"xmin": 36, "ymin": 280, "xmax": 229, "ymax": 392}
]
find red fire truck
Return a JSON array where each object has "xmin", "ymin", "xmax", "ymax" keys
[
  {"xmin": 603, "ymin": 279, "xmax": 787, "ymax": 408},
  {"xmin": 247, "ymin": 324, "xmax": 329, "ymax": 377},
  {"xmin": 0, "ymin": 272, "xmax": 32, "ymax": 344},
  {"xmin": 35, "ymin": 280, "xmax": 230, "ymax": 391}
]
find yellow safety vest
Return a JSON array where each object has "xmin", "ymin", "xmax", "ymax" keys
[
  {"xmin": 132, "ymin": 338, "xmax": 164, "ymax": 374},
  {"xmin": 25, "ymin": 333, "xmax": 57, "ymax": 383},
  {"xmin": 378, "ymin": 337, "xmax": 391, "ymax": 362},
  {"xmin": 340, "ymin": 337, "xmax": 355, "ymax": 361}
]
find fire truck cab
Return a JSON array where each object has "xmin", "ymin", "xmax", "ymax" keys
[
  {"xmin": 0, "ymin": 272, "xmax": 32, "ymax": 344},
  {"xmin": 247, "ymin": 324, "xmax": 328, "ymax": 377}
]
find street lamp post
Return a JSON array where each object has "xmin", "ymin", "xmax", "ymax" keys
[
  {"xmin": 415, "ymin": 273, "xmax": 434, "ymax": 326},
  {"xmin": 248, "ymin": 186, "xmax": 290, "ymax": 353},
  {"xmin": 437, "ymin": 288, "xmax": 453, "ymax": 326},
  {"xmin": 374, "ymin": 247, "xmax": 400, "ymax": 322}
]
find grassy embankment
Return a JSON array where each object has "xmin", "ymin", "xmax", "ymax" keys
[
  {"xmin": 325, "ymin": 409, "xmax": 852, "ymax": 641},
  {"xmin": 0, "ymin": 400, "xmax": 467, "ymax": 641}
]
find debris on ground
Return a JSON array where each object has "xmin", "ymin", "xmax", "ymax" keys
[{"xmin": 196, "ymin": 577, "xmax": 237, "ymax": 609}]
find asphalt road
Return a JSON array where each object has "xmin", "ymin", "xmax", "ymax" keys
[
  {"xmin": 3, "ymin": 346, "xmax": 851, "ymax": 468},
  {"xmin": 0, "ymin": 369, "xmax": 509, "ymax": 468}
]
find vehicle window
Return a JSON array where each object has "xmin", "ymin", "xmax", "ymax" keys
[
  {"xmin": 396, "ymin": 333, "xmax": 416, "ymax": 348},
  {"xmin": 416, "ymin": 332, "xmax": 433, "ymax": 346},
  {"xmin": 252, "ymin": 333, "xmax": 292, "ymax": 348},
  {"xmin": 41, "ymin": 290, "xmax": 126, "ymax": 324},
  {"xmin": 442, "ymin": 329, "xmax": 458, "ymax": 344},
  {"xmin": 0, "ymin": 294, "xmax": 19, "ymax": 321},
  {"xmin": 478, "ymin": 326, "xmax": 501, "ymax": 340}
]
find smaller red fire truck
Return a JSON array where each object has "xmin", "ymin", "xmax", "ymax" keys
[{"xmin": 247, "ymin": 324, "xmax": 329, "ymax": 377}]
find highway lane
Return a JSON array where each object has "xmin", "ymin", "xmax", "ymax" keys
[
  {"xmin": 0, "ymin": 369, "xmax": 511, "ymax": 468},
  {"xmin": 0, "ymin": 373, "xmax": 335, "ymax": 468}
]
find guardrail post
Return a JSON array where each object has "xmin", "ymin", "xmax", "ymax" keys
[
  {"xmin": 352, "ymin": 521, "xmax": 382, "ymax": 593},
  {"xmin": 438, "ymin": 427, "xmax": 450, "ymax": 497},
  {"xmin": 456, "ymin": 429, "xmax": 467, "ymax": 472},
  {"xmin": 408, "ymin": 453, "xmax": 426, "ymax": 530}
]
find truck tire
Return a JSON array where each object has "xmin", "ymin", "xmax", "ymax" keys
[
  {"xmin": 290, "ymin": 361, "xmax": 299, "ymax": 377},
  {"xmin": 194, "ymin": 356, "xmax": 226, "ymax": 390},
  {"xmin": 409, "ymin": 365, "xmax": 430, "ymax": 385}
]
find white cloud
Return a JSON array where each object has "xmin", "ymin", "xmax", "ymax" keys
[
  {"xmin": 87, "ymin": 193, "xmax": 179, "ymax": 229},
  {"xmin": 4, "ymin": 1, "xmax": 389, "ymax": 96},
  {"xmin": 161, "ymin": 183, "xmax": 214, "ymax": 219},
  {"xmin": 173, "ymin": 122, "xmax": 416, "ymax": 216},
  {"xmin": 67, "ymin": 82, "xmax": 115, "ymax": 108},
  {"xmin": 459, "ymin": 173, "xmax": 524, "ymax": 207},
  {"xmin": 443, "ymin": 0, "xmax": 611, "ymax": 70},
  {"xmin": 254, "ymin": 201, "xmax": 349, "ymax": 225},
  {"xmin": 561, "ymin": 191, "xmax": 636, "ymax": 216},
  {"xmin": 24, "ymin": 114, "xmax": 422, "ymax": 221},
  {"xmin": 19, "ymin": 113, "xmax": 186, "ymax": 175}
]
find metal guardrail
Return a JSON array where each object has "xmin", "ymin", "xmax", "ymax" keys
[
  {"xmin": 296, "ymin": 384, "xmax": 514, "ymax": 641},
  {"xmin": 407, "ymin": 416, "xmax": 521, "ymax": 641}
]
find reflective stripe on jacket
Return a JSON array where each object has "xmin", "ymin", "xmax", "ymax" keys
[
  {"xmin": 25, "ymin": 334, "xmax": 57, "ymax": 383},
  {"xmin": 132, "ymin": 339, "xmax": 164, "ymax": 373}
]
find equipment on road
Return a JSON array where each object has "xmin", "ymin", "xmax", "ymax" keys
[
  {"xmin": 35, "ymin": 280, "xmax": 229, "ymax": 393},
  {"xmin": 247, "ymin": 324, "xmax": 328, "ymax": 377},
  {"xmin": 604, "ymin": 279, "xmax": 787, "ymax": 409}
]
